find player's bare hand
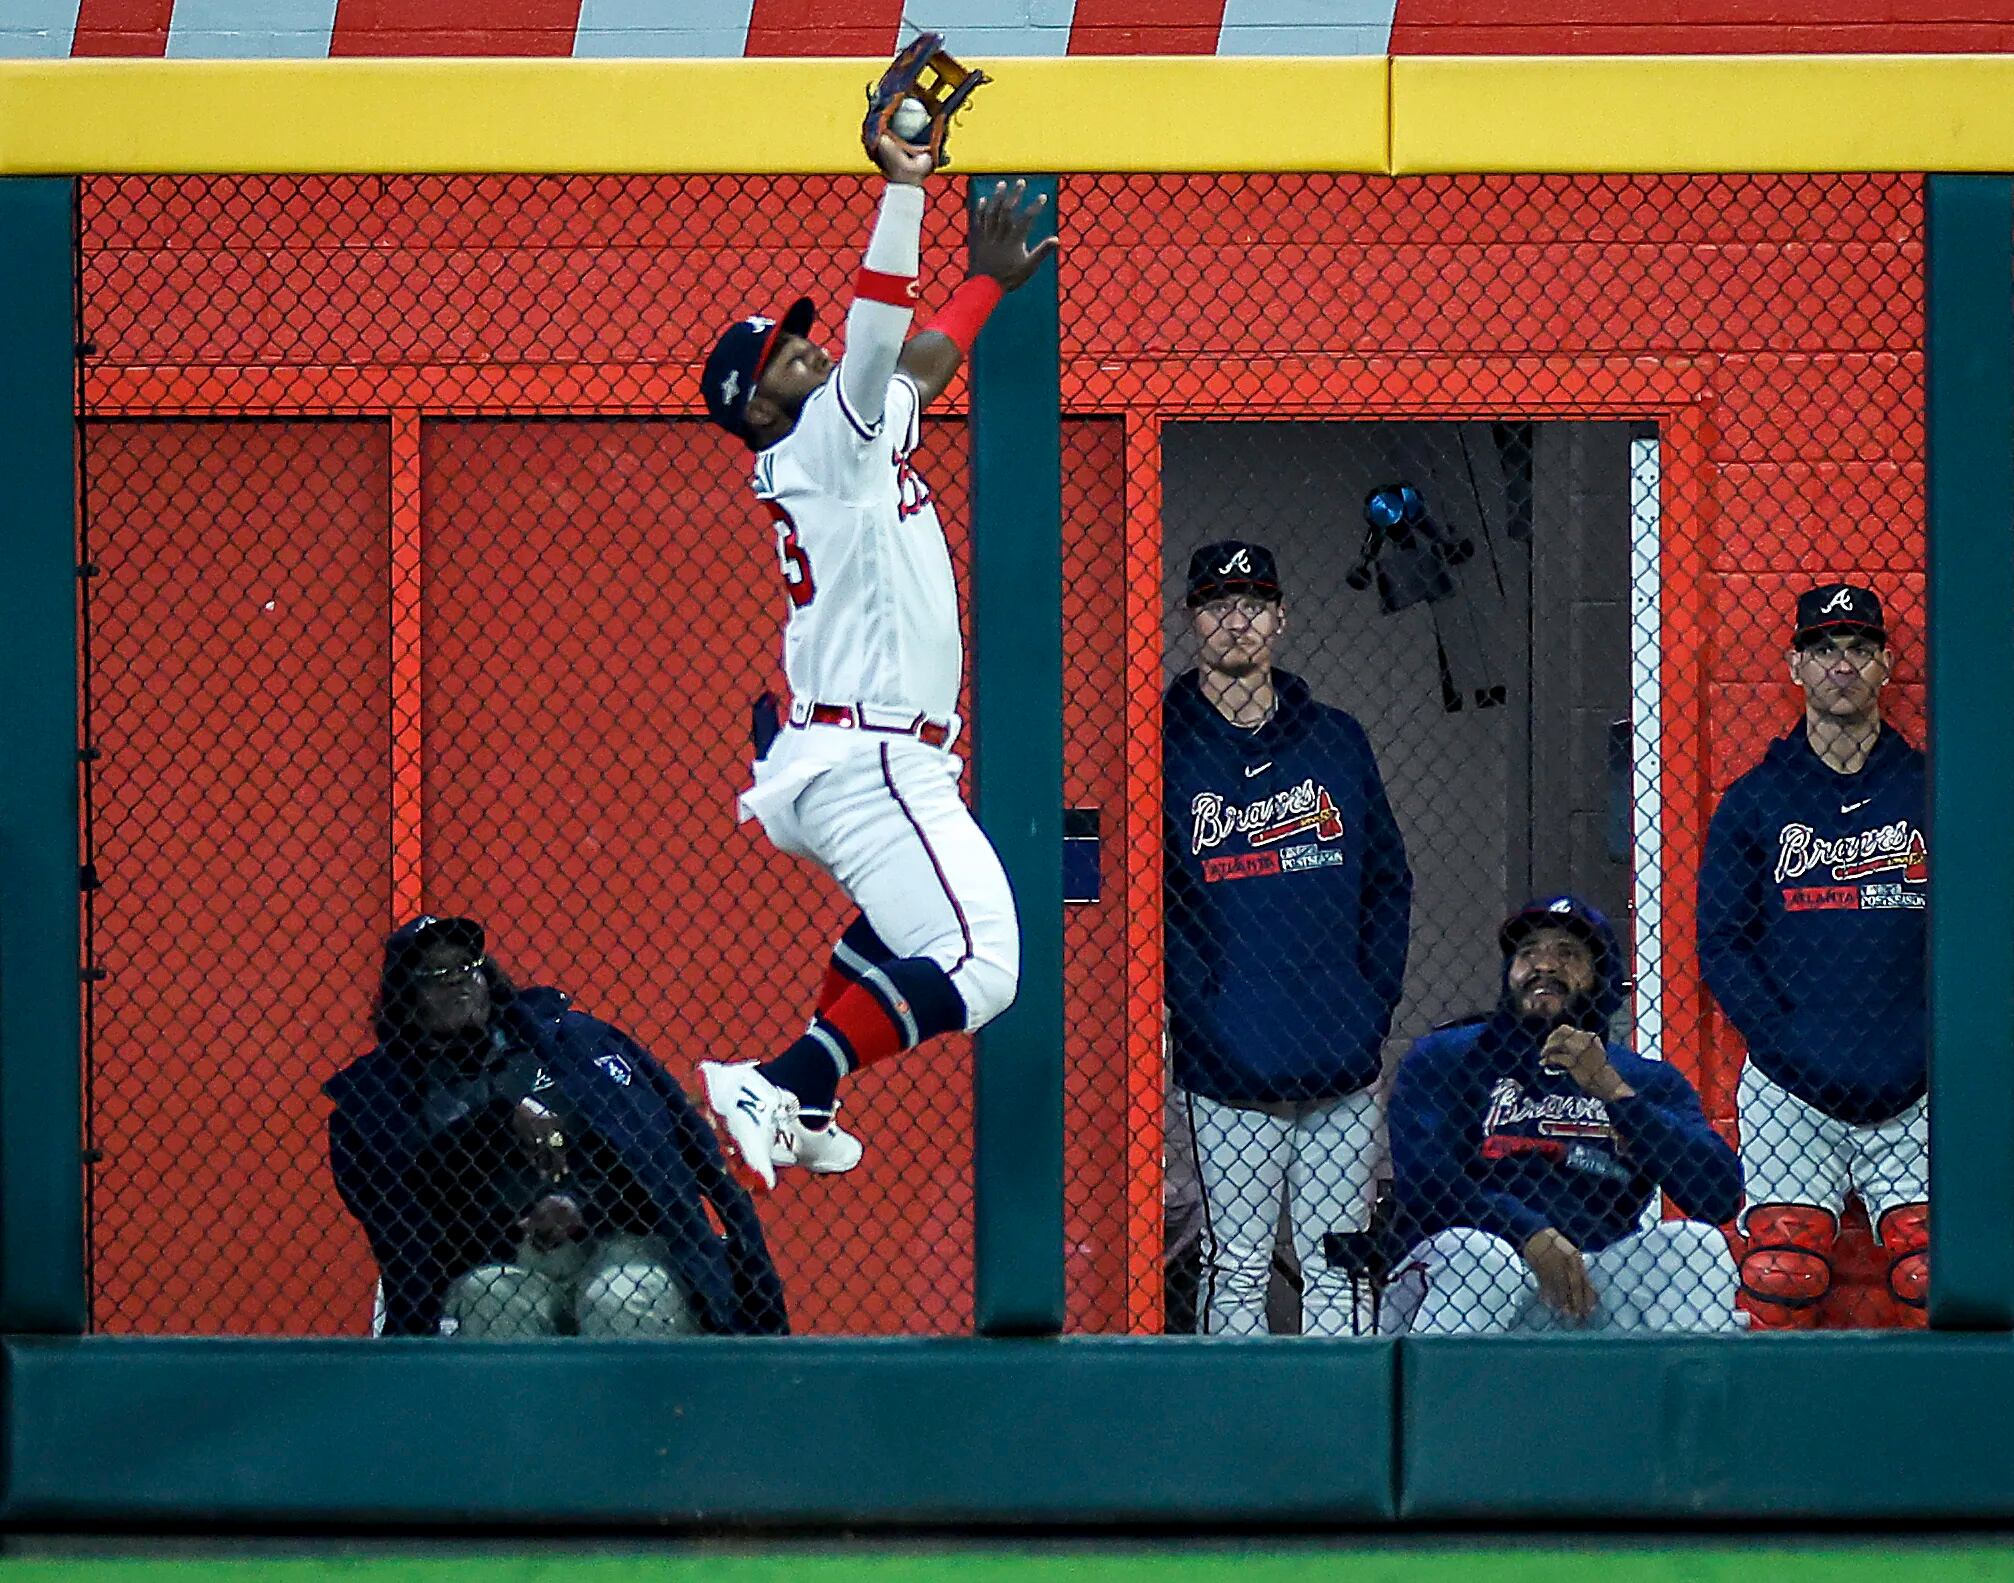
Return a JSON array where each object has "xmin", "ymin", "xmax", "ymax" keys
[
  {"xmin": 1522, "ymin": 1226, "xmax": 1598, "ymax": 1322},
  {"xmin": 969, "ymin": 179, "xmax": 1060, "ymax": 293},
  {"xmin": 1539, "ymin": 1026, "xmax": 1634, "ymax": 1102},
  {"xmin": 873, "ymin": 133, "xmax": 934, "ymax": 186},
  {"xmin": 519, "ymin": 1192, "xmax": 586, "ymax": 1253}
]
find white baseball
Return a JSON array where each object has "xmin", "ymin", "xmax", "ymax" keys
[{"xmin": 891, "ymin": 97, "xmax": 931, "ymax": 143}]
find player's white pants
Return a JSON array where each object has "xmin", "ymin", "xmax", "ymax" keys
[
  {"xmin": 1187, "ymin": 1087, "xmax": 1382, "ymax": 1337},
  {"xmin": 739, "ymin": 725, "xmax": 1019, "ymax": 1030},
  {"xmin": 1382, "ymin": 1221, "xmax": 1742, "ymax": 1335},
  {"xmin": 1736, "ymin": 1064, "xmax": 1927, "ymax": 1233}
]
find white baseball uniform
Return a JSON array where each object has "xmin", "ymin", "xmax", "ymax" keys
[
  {"xmin": 1381, "ymin": 1221, "xmax": 1743, "ymax": 1335},
  {"xmin": 1187, "ymin": 1088, "xmax": 1383, "ymax": 1336},
  {"xmin": 1736, "ymin": 1064, "xmax": 1928, "ymax": 1233},
  {"xmin": 734, "ymin": 184, "xmax": 1018, "ymax": 1031}
]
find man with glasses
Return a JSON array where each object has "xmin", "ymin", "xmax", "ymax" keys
[
  {"xmin": 1163, "ymin": 540, "xmax": 1413, "ymax": 1335},
  {"xmin": 1699, "ymin": 584, "xmax": 1929, "ymax": 1329},
  {"xmin": 325, "ymin": 916, "xmax": 786, "ymax": 1338}
]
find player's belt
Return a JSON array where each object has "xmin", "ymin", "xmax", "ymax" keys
[{"xmin": 791, "ymin": 700, "xmax": 957, "ymax": 749}]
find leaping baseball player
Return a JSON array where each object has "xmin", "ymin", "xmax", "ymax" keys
[{"xmin": 693, "ymin": 96, "xmax": 1057, "ymax": 1188}]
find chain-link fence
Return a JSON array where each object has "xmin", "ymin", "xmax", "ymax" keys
[
  {"xmin": 1062, "ymin": 173, "xmax": 1926, "ymax": 1337},
  {"xmin": 78, "ymin": 170, "xmax": 1927, "ymax": 1339}
]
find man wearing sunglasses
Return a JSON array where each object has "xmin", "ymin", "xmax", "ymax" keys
[
  {"xmin": 324, "ymin": 916, "xmax": 786, "ymax": 1338},
  {"xmin": 1162, "ymin": 540, "xmax": 1413, "ymax": 1336},
  {"xmin": 1698, "ymin": 584, "xmax": 1929, "ymax": 1329}
]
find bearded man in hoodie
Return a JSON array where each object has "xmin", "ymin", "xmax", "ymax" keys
[
  {"xmin": 1382, "ymin": 897, "xmax": 1743, "ymax": 1335},
  {"xmin": 1163, "ymin": 540, "xmax": 1413, "ymax": 1336},
  {"xmin": 1698, "ymin": 584, "xmax": 1929, "ymax": 1330}
]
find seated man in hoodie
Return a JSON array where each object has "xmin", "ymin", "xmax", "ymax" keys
[
  {"xmin": 1383, "ymin": 897, "xmax": 1743, "ymax": 1334},
  {"xmin": 1164, "ymin": 540, "xmax": 1412, "ymax": 1336},
  {"xmin": 326, "ymin": 915, "xmax": 787, "ymax": 1338}
]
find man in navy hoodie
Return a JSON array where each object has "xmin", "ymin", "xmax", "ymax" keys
[
  {"xmin": 1383, "ymin": 897, "xmax": 1742, "ymax": 1334},
  {"xmin": 1698, "ymin": 584, "xmax": 1928, "ymax": 1329},
  {"xmin": 1164, "ymin": 540, "xmax": 1412, "ymax": 1335},
  {"xmin": 326, "ymin": 916, "xmax": 787, "ymax": 1338}
]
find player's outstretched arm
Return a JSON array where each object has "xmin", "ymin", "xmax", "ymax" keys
[
  {"xmin": 836, "ymin": 134, "xmax": 934, "ymax": 436},
  {"xmin": 901, "ymin": 179, "xmax": 1061, "ymax": 408}
]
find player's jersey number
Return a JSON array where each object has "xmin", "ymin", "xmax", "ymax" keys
[{"xmin": 763, "ymin": 500, "xmax": 815, "ymax": 609}]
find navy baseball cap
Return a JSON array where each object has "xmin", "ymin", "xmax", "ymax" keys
[
  {"xmin": 1499, "ymin": 895, "xmax": 1610, "ymax": 959},
  {"xmin": 702, "ymin": 296, "xmax": 817, "ymax": 448},
  {"xmin": 1186, "ymin": 540, "xmax": 1283, "ymax": 607},
  {"xmin": 1794, "ymin": 583, "xmax": 1886, "ymax": 645},
  {"xmin": 382, "ymin": 914, "xmax": 486, "ymax": 981}
]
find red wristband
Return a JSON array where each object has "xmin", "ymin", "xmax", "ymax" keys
[
  {"xmin": 923, "ymin": 275, "xmax": 1005, "ymax": 355},
  {"xmin": 855, "ymin": 266, "xmax": 921, "ymax": 308}
]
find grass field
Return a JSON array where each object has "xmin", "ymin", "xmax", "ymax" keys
[{"xmin": 7, "ymin": 1546, "xmax": 2014, "ymax": 1582}]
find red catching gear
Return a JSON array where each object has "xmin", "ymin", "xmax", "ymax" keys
[
  {"xmin": 923, "ymin": 275, "xmax": 1003, "ymax": 356},
  {"xmin": 1739, "ymin": 1204, "xmax": 1837, "ymax": 1331},
  {"xmin": 1878, "ymin": 1202, "xmax": 1929, "ymax": 1329}
]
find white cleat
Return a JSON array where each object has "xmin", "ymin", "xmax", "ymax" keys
[
  {"xmin": 699, "ymin": 1060, "xmax": 800, "ymax": 1192},
  {"xmin": 793, "ymin": 1106, "xmax": 865, "ymax": 1175}
]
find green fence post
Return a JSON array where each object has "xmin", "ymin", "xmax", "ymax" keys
[
  {"xmin": 1925, "ymin": 173, "xmax": 2014, "ymax": 1331},
  {"xmin": 0, "ymin": 177, "xmax": 85, "ymax": 1334},
  {"xmin": 967, "ymin": 173, "xmax": 1065, "ymax": 1336}
]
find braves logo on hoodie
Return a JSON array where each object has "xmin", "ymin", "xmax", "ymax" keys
[
  {"xmin": 1190, "ymin": 778, "xmax": 1347, "ymax": 883},
  {"xmin": 1775, "ymin": 818, "xmax": 1928, "ymax": 911}
]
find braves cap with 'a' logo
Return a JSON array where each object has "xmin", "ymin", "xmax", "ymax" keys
[
  {"xmin": 1186, "ymin": 540, "xmax": 1283, "ymax": 607},
  {"xmin": 1498, "ymin": 894, "xmax": 1611, "ymax": 959},
  {"xmin": 702, "ymin": 296, "xmax": 816, "ymax": 449},
  {"xmin": 1794, "ymin": 582, "xmax": 1887, "ymax": 644}
]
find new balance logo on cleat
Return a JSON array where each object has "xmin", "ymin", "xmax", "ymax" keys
[{"xmin": 701, "ymin": 1059, "xmax": 800, "ymax": 1192}]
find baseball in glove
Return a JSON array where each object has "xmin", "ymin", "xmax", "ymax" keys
[{"xmin": 862, "ymin": 32, "xmax": 989, "ymax": 169}]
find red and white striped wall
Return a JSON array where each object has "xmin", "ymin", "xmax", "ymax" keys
[{"xmin": 11, "ymin": 0, "xmax": 2012, "ymax": 60}]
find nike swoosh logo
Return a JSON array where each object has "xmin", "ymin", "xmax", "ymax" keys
[
  {"xmin": 1841, "ymin": 799, "xmax": 1871, "ymax": 814},
  {"xmin": 1245, "ymin": 763, "xmax": 1271, "ymax": 778}
]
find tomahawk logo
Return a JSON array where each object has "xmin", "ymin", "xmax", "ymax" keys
[
  {"xmin": 1219, "ymin": 549, "xmax": 1253, "ymax": 576},
  {"xmin": 718, "ymin": 369, "xmax": 741, "ymax": 406},
  {"xmin": 1819, "ymin": 588, "xmax": 1858, "ymax": 615}
]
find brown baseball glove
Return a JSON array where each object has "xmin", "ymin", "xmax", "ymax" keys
[{"xmin": 861, "ymin": 32, "xmax": 989, "ymax": 169}]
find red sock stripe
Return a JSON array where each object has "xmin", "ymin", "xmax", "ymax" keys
[
  {"xmin": 814, "ymin": 957, "xmax": 853, "ymax": 1016},
  {"xmin": 855, "ymin": 268, "xmax": 921, "ymax": 309},
  {"xmin": 822, "ymin": 985, "xmax": 906, "ymax": 1070}
]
